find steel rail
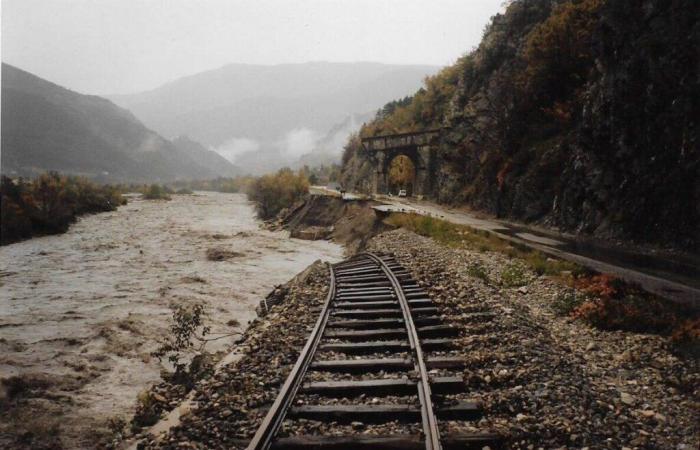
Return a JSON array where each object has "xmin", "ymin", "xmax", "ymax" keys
[
  {"xmin": 366, "ymin": 253, "xmax": 442, "ymax": 450},
  {"xmin": 247, "ymin": 262, "xmax": 337, "ymax": 450}
]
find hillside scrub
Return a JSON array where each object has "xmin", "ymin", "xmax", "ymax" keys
[
  {"xmin": 142, "ymin": 184, "xmax": 172, "ymax": 200},
  {"xmin": 342, "ymin": 0, "xmax": 699, "ymax": 250},
  {"xmin": 0, "ymin": 173, "xmax": 125, "ymax": 245},
  {"xmin": 246, "ymin": 168, "xmax": 309, "ymax": 220}
]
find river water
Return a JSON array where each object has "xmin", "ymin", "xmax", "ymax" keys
[{"xmin": 0, "ymin": 192, "xmax": 343, "ymax": 448}]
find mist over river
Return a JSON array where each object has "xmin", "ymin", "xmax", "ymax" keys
[{"xmin": 0, "ymin": 192, "xmax": 343, "ymax": 448}]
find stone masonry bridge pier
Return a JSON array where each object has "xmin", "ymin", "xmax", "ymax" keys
[{"xmin": 361, "ymin": 128, "xmax": 442, "ymax": 196}]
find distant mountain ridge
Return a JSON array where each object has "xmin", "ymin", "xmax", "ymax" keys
[
  {"xmin": 1, "ymin": 63, "xmax": 239, "ymax": 182},
  {"xmin": 109, "ymin": 62, "xmax": 439, "ymax": 173}
]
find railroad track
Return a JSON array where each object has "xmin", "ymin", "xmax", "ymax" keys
[{"xmin": 248, "ymin": 253, "xmax": 500, "ymax": 450}]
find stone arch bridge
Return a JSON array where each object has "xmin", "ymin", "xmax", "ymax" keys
[{"xmin": 361, "ymin": 128, "xmax": 442, "ymax": 196}]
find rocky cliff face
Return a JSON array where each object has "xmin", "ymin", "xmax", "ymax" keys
[{"xmin": 342, "ymin": 0, "xmax": 698, "ymax": 250}]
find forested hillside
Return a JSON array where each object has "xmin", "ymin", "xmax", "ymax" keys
[
  {"xmin": 1, "ymin": 64, "xmax": 238, "ymax": 182},
  {"xmin": 341, "ymin": 0, "xmax": 698, "ymax": 249}
]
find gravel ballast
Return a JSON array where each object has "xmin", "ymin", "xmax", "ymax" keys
[
  {"xmin": 367, "ymin": 230, "xmax": 699, "ymax": 449},
  {"xmin": 132, "ymin": 229, "xmax": 699, "ymax": 449}
]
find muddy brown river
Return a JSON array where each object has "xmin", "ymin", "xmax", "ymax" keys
[{"xmin": 0, "ymin": 192, "xmax": 343, "ymax": 448}]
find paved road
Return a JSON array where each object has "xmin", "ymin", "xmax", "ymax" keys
[
  {"xmin": 377, "ymin": 197, "xmax": 700, "ymax": 307},
  {"xmin": 310, "ymin": 186, "xmax": 700, "ymax": 307}
]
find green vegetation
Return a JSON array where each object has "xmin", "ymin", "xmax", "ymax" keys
[
  {"xmin": 384, "ymin": 213, "xmax": 580, "ymax": 277},
  {"xmin": 569, "ymin": 274, "xmax": 685, "ymax": 333},
  {"xmin": 169, "ymin": 176, "xmax": 255, "ymax": 194},
  {"xmin": 152, "ymin": 303, "xmax": 212, "ymax": 386},
  {"xmin": 386, "ymin": 212, "xmax": 698, "ymax": 350},
  {"xmin": 359, "ymin": 0, "xmax": 604, "ymax": 142},
  {"xmin": 342, "ymin": 0, "xmax": 697, "ymax": 248},
  {"xmin": 298, "ymin": 164, "xmax": 342, "ymax": 186},
  {"xmin": 150, "ymin": 302, "xmax": 241, "ymax": 391},
  {"xmin": 1, "ymin": 173, "xmax": 126, "ymax": 245},
  {"xmin": 500, "ymin": 263, "xmax": 528, "ymax": 287},
  {"xmin": 466, "ymin": 263, "xmax": 490, "ymax": 285},
  {"xmin": 142, "ymin": 184, "xmax": 172, "ymax": 200},
  {"xmin": 166, "ymin": 165, "xmax": 339, "ymax": 197},
  {"xmin": 551, "ymin": 289, "xmax": 586, "ymax": 315},
  {"xmin": 246, "ymin": 168, "xmax": 309, "ymax": 220},
  {"xmin": 361, "ymin": 63, "xmax": 461, "ymax": 136}
]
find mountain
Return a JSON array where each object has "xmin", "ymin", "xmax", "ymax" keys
[
  {"xmin": 171, "ymin": 136, "xmax": 240, "ymax": 178},
  {"xmin": 109, "ymin": 62, "xmax": 439, "ymax": 173},
  {"xmin": 1, "ymin": 63, "xmax": 237, "ymax": 182},
  {"xmin": 341, "ymin": 0, "xmax": 699, "ymax": 249},
  {"xmin": 295, "ymin": 112, "xmax": 374, "ymax": 169}
]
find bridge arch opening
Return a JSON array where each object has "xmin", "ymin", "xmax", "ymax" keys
[{"xmin": 387, "ymin": 154, "xmax": 416, "ymax": 196}]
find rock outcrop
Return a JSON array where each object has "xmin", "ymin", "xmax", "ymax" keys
[{"xmin": 342, "ymin": 0, "xmax": 699, "ymax": 250}]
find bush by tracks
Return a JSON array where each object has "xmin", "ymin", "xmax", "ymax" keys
[{"xmin": 500, "ymin": 263, "xmax": 528, "ymax": 287}]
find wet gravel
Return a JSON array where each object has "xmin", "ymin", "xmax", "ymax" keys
[
  {"xmin": 133, "ymin": 228, "xmax": 698, "ymax": 449},
  {"xmin": 315, "ymin": 351, "xmax": 410, "ymax": 361},
  {"xmin": 305, "ymin": 370, "xmax": 413, "ymax": 382},
  {"xmin": 295, "ymin": 394, "xmax": 419, "ymax": 406},
  {"xmin": 367, "ymin": 229, "xmax": 700, "ymax": 449},
  {"xmin": 134, "ymin": 261, "xmax": 332, "ymax": 449},
  {"xmin": 279, "ymin": 419, "xmax": 422, "ymax": 437}
]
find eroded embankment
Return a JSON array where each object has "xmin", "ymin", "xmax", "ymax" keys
[{"xmin": 274, "ymin": 195, "xmax": 388, "ymax": 253}]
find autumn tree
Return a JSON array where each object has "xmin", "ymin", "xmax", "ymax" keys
[
  {"xmin": 388, "ymin": 155, "xmax": 416, "ymax": 194},
  {"xmin": 247, "ymin": 168, "xmax": 309, "ymax": 219}
]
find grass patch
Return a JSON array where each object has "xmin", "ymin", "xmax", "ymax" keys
[
  {"xmin": 385, "ymin": 213, "xmax": 699, "ymax": 351},
  {"xmin": 500, "ymin": 263, "xmax": 528, "ymax": 287},
  {"xmin": 551, "ymin": 289, "xmax": 587, "ymax": 315},
  {"xmin": 466, "ymin": 263, "xmax": 490, "ymax": 284},
  {"xmin": 384, "ymin": 213, "xmax": 582, "ymax": 277}
]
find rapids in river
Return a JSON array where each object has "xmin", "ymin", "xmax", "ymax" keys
[{"xmin": 0, "ymin": 192, "xmax": 343, "ymax": 448}]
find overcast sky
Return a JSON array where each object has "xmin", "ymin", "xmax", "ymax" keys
[{"xmin": 2, "ymin": 0, "xmax": 504, "ymax": 95}]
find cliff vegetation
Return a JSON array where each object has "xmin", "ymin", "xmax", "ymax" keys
[{"xmin": 341, "ymin": 0, "xmax": 698, "ymax": 250}]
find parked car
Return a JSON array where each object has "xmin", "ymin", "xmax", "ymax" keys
[{"xmin": 398, "ymin": 189, "xmax": 407, "ymax": 197}]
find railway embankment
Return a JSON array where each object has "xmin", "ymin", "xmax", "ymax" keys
[
  {"xmin": 270, "ymin": 194, "xmax": 388, "ymax": 254},
  {"xmin": 122, "ymin": 195, "xmax": 699, "ymax": 449}
]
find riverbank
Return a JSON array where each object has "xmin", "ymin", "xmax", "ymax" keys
[{"xmin": 0, "ymin": 192, "xmax": 343, "ymax": 449}]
